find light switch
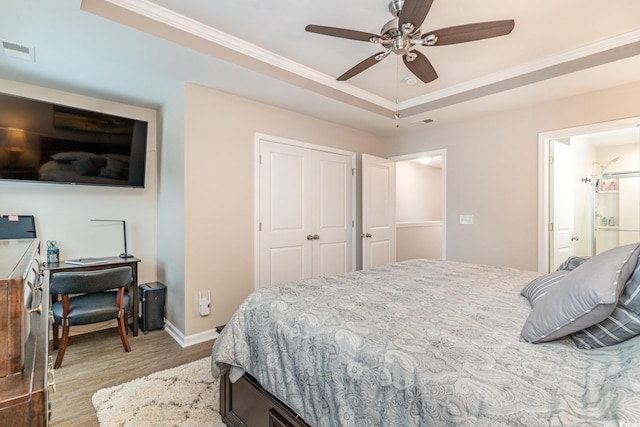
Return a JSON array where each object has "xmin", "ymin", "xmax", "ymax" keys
[{"xmin": 460, "ymin": 215, "xmax": 474, "ymax": 225}]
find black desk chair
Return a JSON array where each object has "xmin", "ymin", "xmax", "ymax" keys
[{"xmin": 50, "ymin": 266, "xmax": 133, "ymax": 369}]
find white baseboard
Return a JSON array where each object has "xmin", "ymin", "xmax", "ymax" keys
[{"xmin": 164, "ymin": 320, "xmax": 219, "ymax": 348}]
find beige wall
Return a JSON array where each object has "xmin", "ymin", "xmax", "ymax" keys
[
  {"xmin": 182, "ymin": 83, "xmax": 385, "ymax": 335},
  {"xmin": 0, "ymin": 78, "xmax": 385, "ymax": 343},
  {"xmin": 7, "ymin": 75, "xmax": 639, "ymax": 342},
  {"xmin": 0, "ymin": 79, "xmax": 159, "ymax": 284},
  {"xmin": 396, "ymin": 161, "xmax": 442, "ymax": 222},
  {"xmin": 396, "ymin": 225, "xmax": 442, "ymax": 261},
  {"xmin": 385, "ymin": 80, "xmax": 640, "ymax": 271},
  {"xmin": 396, "ymin": 161, "xmax": 443, "ymax": 262}
]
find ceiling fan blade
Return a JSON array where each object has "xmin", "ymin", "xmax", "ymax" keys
[
  {"xmin": 424, "ymin": 20, "xmax": 515, "ymax": 45},
  {"xmin": 337, "ymin": 52, "xmax": 388, "ymax": 81},
  {"xmin": 305, "ymin": 24, "xmax": 378, "ymax": 42},
  {"xmin": 403, "ymin": 50, "xmax": 438, "ymax": 83},
  {"xmin": 398, "ymin": 0, "xmax": 434, "ymax": 29}
]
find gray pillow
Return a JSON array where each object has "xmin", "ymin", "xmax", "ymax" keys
[
  {"xmin": 521, "ymin": 271, "xmax": 570, "ymax": 306},
  {"xmin": 100, "ymin": 158, "xmax": 128, "ymax": 179},
  {"xmin": 521, "ymin": 243, "xmax": 640, "ymax": 343},
  {"xmin": 100, "ymin": 153, "xmax": 130, "ymax": 162},
  {"xmin": 556, "ymin": 255, "xmax": 591, "ymax": 272},
  {"xmin": 51, "ymin": 151, "xmax": 99, "ymax": 162},
  {"xmin": 571, "ymin": 256, "xmax": 640, "ymax": 349},
  {"xmin": 72, "ymin": 156, "xmax": 106, "ymax": 176},
  {"xmin": 621, "ymin": 256, "xmax": 640, "ymax": 313}
]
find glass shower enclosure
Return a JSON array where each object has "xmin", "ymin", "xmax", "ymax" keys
[{"xmin": 591, "ymin": 171, "xmax": 640, "ymax": 255}]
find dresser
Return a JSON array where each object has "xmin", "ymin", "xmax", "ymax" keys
[{"xmin": 0, "ymin": 239, "xmax": 51, "ymax": 426}]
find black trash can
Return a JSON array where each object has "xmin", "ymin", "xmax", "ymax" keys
[{"xmin": 138, "ymin": 282, "xmax": 166, "ymax": 334}]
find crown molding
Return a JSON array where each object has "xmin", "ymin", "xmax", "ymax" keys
[
  {"xmin": 92, "ymin": 0, "xmax": 640, "ymax": 119},
  {"xmin": 97, "ymin": 0, "xmax": 396, "ymax": 111},
  {"xmin": 398, "ymin": 29, "xmax": 640, "ymax": 110}
]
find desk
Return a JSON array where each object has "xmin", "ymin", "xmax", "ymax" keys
[{"xmin": 45, "ymin": 256, "xmax": 141, "ymax": 336}]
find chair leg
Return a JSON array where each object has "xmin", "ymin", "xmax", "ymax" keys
[
  {"xmin": 54, "ymin": 322, "xmax": 70, "ymax": 369},
  {"xmin": 117, "ymin": 312, "xmax": 132, "ymax": 353}
]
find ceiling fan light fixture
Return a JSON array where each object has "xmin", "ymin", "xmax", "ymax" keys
[
  {"xmin": 392, "ymin": 37, "xmax": 411, "ymax": 54},
  {"xmin": 381, "ymin": 19, "xmax": 402, "ymax": 38},
  {"xmin": 305, "ymin": 1, "xmax": 514, "ymax": 83}
]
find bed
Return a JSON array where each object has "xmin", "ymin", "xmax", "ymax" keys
[{"xmin": 211, "ymin": 245, "xmax": 640, "ymax": 426}]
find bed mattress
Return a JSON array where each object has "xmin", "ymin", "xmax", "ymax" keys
[{"xmin": 212, "ymin": 259, "xmax": 640, "ymax": 426}]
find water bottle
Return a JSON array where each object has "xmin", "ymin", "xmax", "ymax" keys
[{"xmin": 47, "ymin": 240, "xmax": 59, "ymax": 264}]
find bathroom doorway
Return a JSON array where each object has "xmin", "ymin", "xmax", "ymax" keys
[{"xmin": 539, "ymin": 118, "xmax": 640, "ymax": 272}]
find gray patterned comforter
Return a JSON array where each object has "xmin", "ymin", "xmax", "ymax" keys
[{"xmin": 211, "ymin": 259, "xmax": 640, "ymax": 426}]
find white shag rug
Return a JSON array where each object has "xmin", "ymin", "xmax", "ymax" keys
[{"xmin": 92, "ymin": 356, "xmax": 226, "ymax": 427}]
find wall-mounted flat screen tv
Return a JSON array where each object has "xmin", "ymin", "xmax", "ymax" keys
[{"xmin": 0, "ymin": 92, "xmax": 148, "ymax": 188}]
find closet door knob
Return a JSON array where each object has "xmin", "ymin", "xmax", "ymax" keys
[
  {"xmin": 313, "ymin": 234, "xmax": 320, "ymax": 240},
  {"xmin": 306, "ymin": 235, "xmax": 314, "ymax": 240}
]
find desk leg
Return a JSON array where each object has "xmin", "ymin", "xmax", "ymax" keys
[{"xmin": 131, "ymin": 263, "xmax": 138, "ymax": 336}]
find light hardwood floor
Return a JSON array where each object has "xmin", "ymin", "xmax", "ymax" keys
[{"xmin": 49, "ymin": 327, "xmax": 215, "ymax": 427}]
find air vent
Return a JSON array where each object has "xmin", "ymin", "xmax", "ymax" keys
[{"xmin": 1, "ymin": 40, "xmax": 35, "ymax": 62}]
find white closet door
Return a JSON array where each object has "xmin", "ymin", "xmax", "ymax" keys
[
  {"xmin": 313, "ymin": 150, "xmax": 352, "ymax": 277},
  {"xmin": 259, "ymin": 141, "xmax": 313, "ymax": 287},
  {"xmin": 259, "ymin": 140, "xmax": 353, "ymax": 287},
  {"xmin": 362, "ymin": 154, "xmax": 396, "ymax": 269}
]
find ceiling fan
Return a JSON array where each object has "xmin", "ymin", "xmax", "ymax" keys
[{"xmin": 305, "ymin": 0, "xmax": 515, "ymax": 84}]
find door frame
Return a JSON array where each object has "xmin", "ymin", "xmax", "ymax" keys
[
  {"xmin": 390, "ymin": 149, "xmax": 447, "ymax": 260},
  {"xmin": 254, "ymin": 133, "xmax": 357, "ymax": 289},
  {"xmin": 537, "ymin": 116, "xmax": 640, "ymax": 272}
]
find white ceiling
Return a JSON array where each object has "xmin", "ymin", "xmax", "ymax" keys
[{"xmin": 2, "ymin": 0, "xmax": 640, "ymax": 137}]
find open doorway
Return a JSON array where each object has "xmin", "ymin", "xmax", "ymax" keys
[
  {"xmin": 538, "ymin": 118, "xmax": 640, "ymax": 272},
  {"xmin": 391, "ymin": 150, "xmax": 446, "ymax": 261}
]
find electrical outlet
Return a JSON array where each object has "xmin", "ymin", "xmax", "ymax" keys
[{"xmin": 460, "ymin": 214, "xmax": 474, "ymax": 225}]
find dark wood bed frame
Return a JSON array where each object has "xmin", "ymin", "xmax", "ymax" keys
[{"xmin": 219, "ymin": 370, "xmax": 311, "ymax": 427}]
